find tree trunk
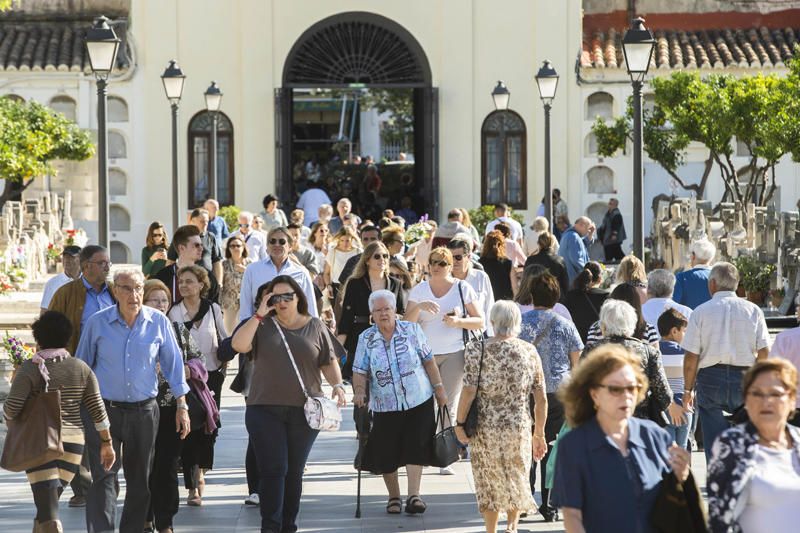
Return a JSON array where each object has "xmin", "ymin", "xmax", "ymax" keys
[{"xmin": 0, "ymin": 178, "xmax": 35, "ymax": 213}]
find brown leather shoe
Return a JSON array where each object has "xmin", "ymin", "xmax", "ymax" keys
[{"xmin": 67, "ymin": 495, "xmax": 86, "ymax": 508}]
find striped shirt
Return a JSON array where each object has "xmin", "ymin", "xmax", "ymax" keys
[{"xmin": 3, "ymin": 357, "xmax": 109, "ymax": 434}]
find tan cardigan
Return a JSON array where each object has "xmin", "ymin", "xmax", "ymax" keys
[{"xmin": 48, "ymin": 278, "xmax": 115, "ymax": 356}]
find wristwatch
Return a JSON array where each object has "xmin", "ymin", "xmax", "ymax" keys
[
  {"xmin": 332, "ymin": 383, "xmax": 345, "ymax": 392},
  {"xmin": 176, "ymin": 402, "xmax": 189, "ymax": 411}
]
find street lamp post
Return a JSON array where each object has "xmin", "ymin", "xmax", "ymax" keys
[
  {"xmin": 491, "ymin": 81, "xmax": 510, "ymax": 111},
  {"xmin": 204, "ymin": 81, "xmax": 223, "ymax": 201},
  {"xmin": 84, "ymin": 15, "xmax": 120, "ymax": 248},
  {"xmin": 622, "ymin": 17, "xmax": 656, "ymax": 261},
  {"xmin": 161, "ymin": 60, "xmax": 186, "ymax": 233},
  {"xmin": 535, "ymin": 61, "xmax": 559, "ymax": 225}
]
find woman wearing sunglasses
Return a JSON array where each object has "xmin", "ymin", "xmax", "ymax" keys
[
  {"xmin": 405, "ymin": 247, "xmax": 484, "ymax": 475},
  {"xmin": 336, "ymin": 241, "xmax": 406, "ymax": 379},
  {"xmin": 232, "ymin": 275, "xmax": 346, "ymax": 533},
  {"xmin": 553, "ymin": 344, "xmax": 691, "ymax": 533},
  {"xmin": 221, "ymin": 236, "xmax": 252, "ymax": 334}
]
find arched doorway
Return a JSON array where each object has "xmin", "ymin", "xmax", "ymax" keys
[{"xmin": 277, "ymin": 12, "xmax": 438, "ymax": 221}]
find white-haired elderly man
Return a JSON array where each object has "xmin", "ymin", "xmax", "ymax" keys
[
  {"xmin": 682, "ymin": 262, "xmax": 770, "ymax": 462},
  {"xmin": 558, "ymin": 216, "xmax": 596, "ymax": 284},
  {"xmin": 641, "ymin": 269, "xmax": 693, "ymax": 331},
  {"xmin": 76, "ymin": 269, "xmax": 190, "ymax": 533},
  {"xmin": 673, "ymin": 239, "xmax": 716, "ymax": 309},
  {"xmin": 230, "ymin": 211, "xmax": 268, "ymax": 261}
]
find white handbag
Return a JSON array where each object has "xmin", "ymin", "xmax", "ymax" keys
[{"xmin": 272, "ymin": 318, "xmax": 342, "ymax": 431}]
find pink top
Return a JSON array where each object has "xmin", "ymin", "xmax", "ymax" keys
[{"xmin": 769, "ymin": 326, "xmax": 800, "ymax": 407}]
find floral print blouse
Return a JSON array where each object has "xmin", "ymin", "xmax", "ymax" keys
[
  {"xmin": 157, "ymin": 322, "xmax": 204, "ymax": 407},
  {"xmin": 221, "ymin": 258, "xmax": 253, "ymax": 310}
]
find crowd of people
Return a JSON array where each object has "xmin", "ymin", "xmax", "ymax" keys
[{"xmin": 4, "ymin": 192, "xmax": 800, "ymax": 533}]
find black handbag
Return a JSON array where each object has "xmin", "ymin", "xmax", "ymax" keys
[
  {"xmin": 651, "ymin": 471, "xmax": 708, "ymax": 533},
  {"xmin": 185, "ymin": 388, "xmax": 207, "ymax": 431},
  {"xmin": 464, "ymin": 340, "xmax": 485, "ymax": 438},
  {"xmin": 430, "ymin": 406, "xmax": 460, "ymax": 468}
]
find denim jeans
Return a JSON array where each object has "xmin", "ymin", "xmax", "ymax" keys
[
  {"xmin": 696, "ymin": 364, "xmax": 746, "ymax": 462},
  {"xmin": 246, "ymin": 405, "xmax": 318, "ymax": 533},
  {"xmin": 664, "ymin": 392, "xmax": 694, "ymax": 450}
]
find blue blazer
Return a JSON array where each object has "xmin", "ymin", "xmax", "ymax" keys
[{"xmin": 552, "ymin": 416, "xmax": 672, "ymax": 533}]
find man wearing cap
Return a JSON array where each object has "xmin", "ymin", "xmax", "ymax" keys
[{"xmin": 40, "ymin": 245, "xmax": 82, "ymax": 314}]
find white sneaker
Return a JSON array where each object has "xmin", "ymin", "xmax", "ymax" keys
[
  {"xmin": 244, "ymin": 493, "xmax": 260, "ymax": 506},
  {"xmin": 439, "ymin": 466, "xmax": 456, "ymax": 475}
]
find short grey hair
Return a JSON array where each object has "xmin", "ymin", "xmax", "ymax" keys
[
  {"xmin": 647, "ymin": 269, "xmax": 676, "ymax": 298},
  {"xmin": 691, "ymin": 239, "xmax": 716, "ymax": 264},
  {"xmin": 532, "ymin": 216, "xmax": 549, "ymax": 232},
  {"xmin": 710, "ymin": 262, "xmax": 739, "ymax": 291},
  {"xmin": 490, "ymin": 300, "xmax": 521, "ymax": 337},
  {"xmin": 368, "ymin": 289, "xmax": 397, "ymax": 312},
  {"xmin": 113, "ymin": 268, "xmax": 144, "ymax": 285},
  {"xmin": 599, "ymin": 299, "xmax": 637, "ymax": 337},
  {"xmin": 238, "ymin": 210, "xmax": 254, "ymax": 223}
]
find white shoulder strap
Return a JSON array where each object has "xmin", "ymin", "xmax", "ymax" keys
[{"xmin": 271, "ymin": 317, "xmax": 309, "ymax": 398}]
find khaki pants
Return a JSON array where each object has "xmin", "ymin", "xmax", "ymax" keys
[{"xmin": 434, "ymin": 349, "xmax": 465, "ymax": 419}]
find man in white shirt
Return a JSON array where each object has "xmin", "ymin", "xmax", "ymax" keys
[
  {"xmin": 40, "ymin": 245, "xmax": 82, "ymax": 314},
  {"xmin": 682, "ymin": 262, "xmax": 770, "ymax": 461},
  {"xmin": 484, "ymin": 203, "xmax": 523, "ymax": 243},
  {"xmin": 447, "ymin": 238, "xmax": 494, "ymax": 336},
  {"xmin": 230, "ymin": 211, "xmax": 268, "ymax": 262},
  {"xmin": 296, "ymin": 185, "xmax": 332, "ymax": 227},
  {"xmin": 239, "ymin": 227, "xmax": 318, "ymax": 320},
  {"xmin": 641, "ymin": 269, "xmax": 693, "ymax": 331}
]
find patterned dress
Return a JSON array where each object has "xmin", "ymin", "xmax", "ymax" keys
[{"xmin": 464, "ymin": 338, "xmax": 545, "ymax": 513}]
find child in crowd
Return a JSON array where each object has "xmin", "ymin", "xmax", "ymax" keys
[
  {"xmin": 290, "ymin": 209, "xmax": 311, "ymax": 243},
  {"xmin": 658, "ymin": 308, "xmax": 693, "ymax": 450}
]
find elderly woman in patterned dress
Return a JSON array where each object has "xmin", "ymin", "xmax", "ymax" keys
[{"xmin": 455, "ymin": 301, "xmax": 548, "ymax": 533}]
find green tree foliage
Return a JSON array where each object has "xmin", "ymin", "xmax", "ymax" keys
[
  {"xmin": 359, "ymin": 89, "xmax": 414, "ymax": 152},
  {"xmin": 0, "ymin": 97, "xmax": 95, "ymax": 209},
  {"xmin": 591, "ymin": 55, "xmax": 800, "ymax": 207},
  {"xmin": 217, "ymin": 205, "xmax": 241, "ymax": 232},
  {"xmin": 467, "ymin": 205, "xmax": 524, "ymax": 235}
]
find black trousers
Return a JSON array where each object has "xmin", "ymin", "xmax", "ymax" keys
[
  {"xmin": 32, "ymin": 483, "xmax": 63, "ymax": 522},
  {"xmin": 604, "ymin": 243, "xmax": 625, "ymax": 262},
  {"xmin": 182, "ymin": 368, "xmax": 225, "ymax": 489},
  {"xmin": 84, "ymin": 399, "xmax": 159, "ymax": 533},
  {"xmin": 247, "ymin": 438, "xmax": 260, "ymax": 495},
  {"xmin": 70, "ymin": 406, "xmax": 93, "ymax": 498},
  {"xmin": 147, "ymin": 405, "xmax": 185, "ymax": 530},
  {"xmin": 530, "ymin": 393, "xmax": 565, "ymax": 511}
]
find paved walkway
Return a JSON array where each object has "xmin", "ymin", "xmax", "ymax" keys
[{"xmin": 0, "ymin": 372, "xmax": 709, "ymax": 533}]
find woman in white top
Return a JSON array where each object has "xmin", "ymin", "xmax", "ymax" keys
[
  {"xmin": 324, "ymin": 225, "xmax": 361, "ymax": 299},
  {"xmin": 167, "ymin": 265, "xmax": 228, "ymax": 505},
  {"xmin": 405, "ymin": 247, "xmax": 484, "ymax": 474}
]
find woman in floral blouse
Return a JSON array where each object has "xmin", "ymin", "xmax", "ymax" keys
[
  {"xmin": 220, "ymin": 235, "xmax": 252, "ymax": 334},
  {"xmin": 352, "ymin": 289, "xmax": 447, "ymax": 516}
]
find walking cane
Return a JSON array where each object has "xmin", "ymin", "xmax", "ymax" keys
[{"xmin": 353, "ymin": 403, "xmax": 371, "ymax": 519}]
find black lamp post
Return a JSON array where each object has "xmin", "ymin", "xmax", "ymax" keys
[
  {"xmin": 204, "ymin": 81, "xmax": 223, "ymax": 201},
  {"xmin": 85, "ymin": 15, "xmax": 120, "ymax": 248},
  {"xmin": 622, "ymin": 17, "xmax": 656, "ymax": 260},
  {"xmin": 491, "ymin": 81, "xmax": 510, "ymax": 111},
  {"xmin": 535, "ymin": 60, "xmax": 559, "ymax": 225},
  {"xmin": 161, "ymin": 60, "xmax": 186, "ymax": 233}
]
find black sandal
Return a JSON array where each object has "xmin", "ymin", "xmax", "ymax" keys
[
  {"xmin": 405, "ymin": 495, "xmax": 427, "ymax": 514},
  {"xmin": 386, "ymin": 497, "xmax": 402, "ymax": 514}
]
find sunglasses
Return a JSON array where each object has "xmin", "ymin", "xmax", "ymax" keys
[
  {"xmin": 596, "ymin": 384, "xmax": 640, "ymax": 396},
  {"xmin": 429, "ymin": 260, "xmax": 450, "ymax": 268},
  {"xmin": 452, "ymin": 254, "xmax": 464, "ymax": 262},
  {"xmin": 372, "ymin": 253, "xmax": 390, "ymax": 260},
  {"xmin": 269, "ymin": 238, "xmax": 288, "ymax": 245},
  {"xmin": 268, "ymin": 292, "xmax": 296, "ymax": 305},
  {"xmin": 239, "ymin": 223, "xmax": 250, "ymax": 227}
]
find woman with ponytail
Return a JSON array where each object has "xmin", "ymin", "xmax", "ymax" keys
[{"xmin": 563, "ymin": 261, "xmax": 609, "ymax": 343}]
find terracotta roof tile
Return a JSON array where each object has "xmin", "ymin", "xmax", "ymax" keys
[
  {"xmin": 581, "ymin": 26, "xmax": 800, "ymax": 69},
  {"xmin": 0, "ymin": 20, "xmax": 130, "ymax": 73}
]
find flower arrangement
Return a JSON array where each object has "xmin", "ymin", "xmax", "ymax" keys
[
  {"xmin": 405, "ymin": 214, "xmax": 432, "ymax": 245},
  {"xmin": 6, "ymin": 267, "xmax": 27, "ymax": 283},
  {"xmin": 46, "ymin": 243, "xmax": 62, "ymax": 262},
  {"xmin": 3, "ymin": 332, "xmax": 34, "ymax": 366},
  {"xmin": 0, "ymin": 272, "xmax": 13, "ymax": 296},
  {"xmin": 64, "ymin": 228, "xmax": 88, "ymax": 247}
]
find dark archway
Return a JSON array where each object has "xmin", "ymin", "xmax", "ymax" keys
[{"xmin": 277, "ymin": 11, "xmax": 438, "ymax": 220}]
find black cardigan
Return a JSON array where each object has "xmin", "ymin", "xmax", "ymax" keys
[{"xmin": 337, "ymin": 275, "xmax": 406, "ymax": 354}]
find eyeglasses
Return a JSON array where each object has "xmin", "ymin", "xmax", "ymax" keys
[
  {"xmin": 269, "ymin": 292, "xmax": 296, "ymax": 304},
  {"xmin": 452, "ymin": 254, "xmax": 464, "ymax": 262},
  {"xmin": 88, "ymin": 260, "xmax": 112, "ymax": 268},
  {"xmin": 239, "ymin": 223, "xmax": 250, "ymax": 227},
  {"xmin": 429, "ymin": 260, "xmax": 450, "ymax": 268},
  {"xmin": 747, "ymin": 390, "xmax": 790, "ymax": 402},
  {"xmin": 596, "ymin": 384, "xmax": 640, "ymax": 396},
  {"xmin": 116, "ymin": 284, "xmax": 144, "ymax": 294},
  {"xmin": 372, "ymin": 253, "xmax": 390, "ymax": 260},
  {"xmin": 269, "ymin": 238, "xmax": 288, "ymax": 245},
  {"xmin": 190, "ymin": 242, "xmax": 203, "ymax": 249}
]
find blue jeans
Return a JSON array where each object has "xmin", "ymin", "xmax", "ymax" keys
[
  {"xmin": 696, "ymin": 364, "xmax": 746, "ymax": 462},
  {"xmin": 246, "ymin": 405, "xmax": 318, "ymax": 533},
  {"xmin": 664, "ymin": 392, "xmax": 693, "ymax": 450}
]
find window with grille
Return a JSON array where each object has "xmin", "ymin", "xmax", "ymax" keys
[{"xmin": 481, "ymin": 110, "xmax": 526, "ymax": 209}]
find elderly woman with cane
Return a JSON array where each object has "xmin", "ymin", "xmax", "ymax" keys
[{"xmin": 352, "ymin": 289, "xmax": 448, "ymax": 515}]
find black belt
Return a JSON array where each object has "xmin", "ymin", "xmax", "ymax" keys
[
  {"xmin": 104, "ymin": 398, "xmax": 156, "ymax": 409},
  {"xmin": 711, "ymin": 364, "xmax": 749, "ymax": 370}
]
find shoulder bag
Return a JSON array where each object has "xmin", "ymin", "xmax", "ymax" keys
[
  {"xmin": 272, "ymin": 317, "xmax": 342, "ymax": 431},
  {"xmin": 651, "ymin": 471, "xmax": 708, "ymax": 533},
  {"xmin": 1, "ymin": 371, "xmax": 64, "ymax": 472},
  {"xmin": 430, "ymin": 405, "xmax": 460, "ymax": 468},
  {"xmin": 463, "ymin": 339, "xmax": 485, "ymax": 438}
]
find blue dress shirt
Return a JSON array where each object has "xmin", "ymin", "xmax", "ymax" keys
[
  {"xmin": 207, "ymin": 215, "xmax": 230, "ymax": 242},
  {"xmin": 80, "ymin": 277, "xmax": 115, "ymax": 330},
  {"xmin": 672, "ymin": 266, "xmax": 712, "ymax": 309},
  {"xmin": 76, "ymin": 305, "xmax": 190, "ymax": 402},
  {"xmin": 552, "ymin": 416, "xmax": 672, "ymax": 533},
  {"xmin": 558, "ymin": 227, "xmax": 590, "ymax": 283},
  {"xmin": 238, "ymin": 256, "xmax": 318, "ymax": 320}
]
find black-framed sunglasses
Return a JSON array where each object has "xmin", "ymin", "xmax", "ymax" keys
[
  {"xmin": 429, "ymin": 260, "xmax": 450, "ymax": 268},
  {"xmin": 596, "ymin": 384, "xmax": 640, "ymax": 396},
  {"xmin": 452, "ymin": 254, "xmax": 464, "ymax": 262},
  {"xmin": 372, "ymin": 253, "xmax": 390, "ymax": 260},
  {"xmin": 268, "ymin": 292, "xmax": 296, "ymax": 305},
  {"xmin": 269, "ymin": 238, "xmax": 288, "ymax": 245}
]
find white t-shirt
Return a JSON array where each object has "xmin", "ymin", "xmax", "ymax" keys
[
  {"xmin": 41, "ymin": 272, "xmax": 72, "ymax": 309},
  {"xmin": 409, "ymin": 280, "xmax": 478, "ymax": 355},
  {"xmin": 485, "ymin": 216, "xmax": 523, "ymax": 241},
  {"xmin": 296, "ymin": 188, "xmax": 332, "ymax": 226},
  {"xmin": 326, "ymin": 246, "xmax": 360, "ymax": 285},
  {"xmin": 739, "ymin": 445, "xmax": 800, "ymax": 533},
  {"xmin": 463, "ymin": 268, "xmax": 494, "ymax": 336}
]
